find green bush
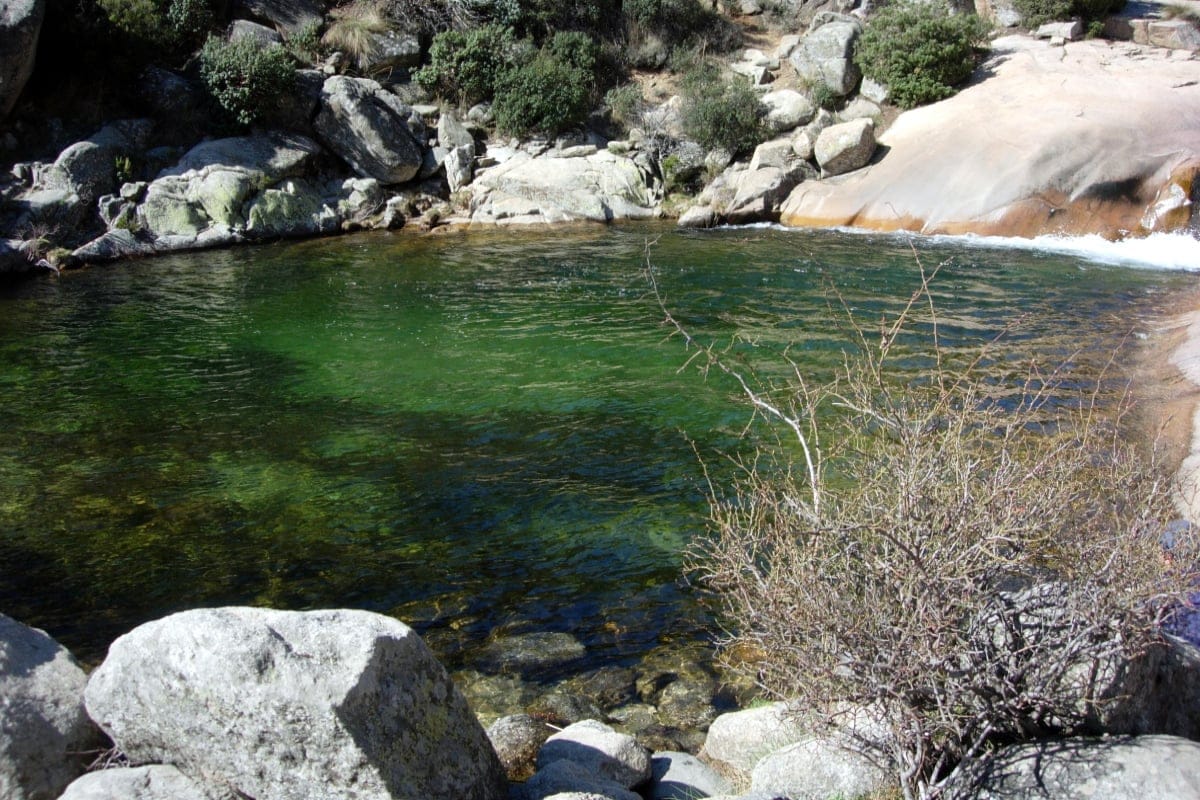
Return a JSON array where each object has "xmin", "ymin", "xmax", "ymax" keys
[
  {"xmin": 605, "ymin": 82, "xmax": 645, "ymax": 130},
  {"xmin": 855, "ymin": 2, "xmax": 990, "ymax": 109},
  {"xmin": 493, "ymin": 51, "xmax": 592, "ymax": 135},
  {"xmin": 198, "ymin": 36, "xmax": 297, "ymax": 126},
  {"xmin": 1013, "ymin": 0, "xmax": 1124, "ymax": 26},
  {"xmin": 679, "ymin": 63, "xmax": 766, "ymax": 156},
  {"xmin": 98, "ymin": 0, "xmax": 217, "ymax": 51},
  {"xmin": 415, "ymin": 24, "xmax": 518, "ymax": 105}
]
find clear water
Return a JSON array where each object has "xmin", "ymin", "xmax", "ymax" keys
[{"xmin": 0, "ymin": 222, "xmax": 1194, "ymax": 674}]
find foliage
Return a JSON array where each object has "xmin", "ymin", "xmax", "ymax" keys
[
  {"xmin": 855, "ymin": 2, "xmax": 990, "ymax": 109},
  {"xmin": 1013, "ymin": 0, "xmax": 1123, "ymax": 27},
  {"xmin": 198, "ymin": 36, "xmax": 297, "ymax": 127},
  {"xmin": 287, "ymin": 19, "xmax": 325, "ymax": 64},
  {"xmin": 624, "ymin": 0, "xmax": 722, "ymax": 44},
  {"xmin": 415, "ymin": 24, "xmax": 518, "ymax": 105},
  {"xmin": 322, "ymin": 1, "xmax": 390, "ymax": 66},
  {"xmin": 653, "ymin": 267, "xmax": 1199, "ymax": 800},
  {"xmin": 493, "ymin": 48, "xmax": 593, "ymax": 135},
  {"xmin": 97, "ymin": 0, "xmax": 218, "ymax": 52},
  {"xmin": 605, "ymin": 82, "xmax": 646, "ymax": 130},
  {"xmin": 380, "ymin": 0, "xmax": 479, "ymax": 32},
  {"xmin": 678, "ymin": 62, "xmax": 766, "ymax": 156}
]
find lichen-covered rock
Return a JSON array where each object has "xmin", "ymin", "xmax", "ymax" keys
[
  {"xmin": 41, "ymin": 120, "xmax": 154, "ymax": 206},
  {"xmin": 487, "ymin": 713, "xmax": 552, "ymax": 781},
  {"xmin": 761, "ymin": 89, "xmax": 816, "ymax": 134},
  {"xmin": 245, "ymin": 178, "xmax": 337, "ymax": 237},
  {"xmin": 814, "ymin": 118, "xmax": 876, "ymax": 175},
  {"xmin": 0, "ymin": 614, "xmax": 101, "ymax": 800},
  {"xmin": 57, "ymin": 766, "xmax": 207, "ymax": 800},
  {"xmin": 538, "ymin": 720, "xmax": 652, "ymax": 789},
  {"xmin": 789, "ymin": 19, "xmax": 862, "ymax": 97},
  {"xmin": 84, "ymin": 607, "xmax": 507, "ymax": 800},
  {"xmin": 315, "ymin": 76, "xmax": 426, "ymax": 185},
  {"xmin": 0, "ymin": 0, "xmax": 45, "ymax": 117}
]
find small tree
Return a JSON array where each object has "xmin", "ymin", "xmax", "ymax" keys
[
  {"xmin": 198, "ymin": 36, "xmax": 297, "ymax": 127},
  {"xmin": 652, "ymin": 263, "xmax": 1199, "ymax": 800},
  {"xmin": 415, "ymin": 24, "xmax": 519, "ymax": 106},
  {"xmin": 855, "ymin": 2, "xmax": 990, "ymax": 109},
  {"xmin": 678, "ymin": 62, "xmax": 766, "ymax": 157}
]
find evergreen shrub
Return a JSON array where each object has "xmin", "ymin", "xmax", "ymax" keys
[
  {"xmin": 198, "ymin": 36, "xmax": 297, "ymax": 126},
  {"xmin": 678, "ymin": 63, "xmax": 766, "ymax": 156},
  {"xmin": 415, "ymin": 24, "xmax": 518, "ymax": 105},
  {"xmin": 855, "ymin": 1, "xmax": 990, "ymax": 109}
]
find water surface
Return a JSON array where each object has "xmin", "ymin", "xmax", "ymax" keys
[{"xmin": 0, "ymin": 223, "xmax": 1193, "ymax": 677}]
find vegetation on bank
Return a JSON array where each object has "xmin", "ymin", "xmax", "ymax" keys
[{"xmin": 654, "ymin": 265, "xmax": 1200, "ymax": 800}]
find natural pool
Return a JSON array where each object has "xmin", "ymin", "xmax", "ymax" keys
[{"xmin": 0, "ymin": 223, "xmax": 1195, "ymax": 686}]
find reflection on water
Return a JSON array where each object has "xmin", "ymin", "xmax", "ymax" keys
[{"xmin": 0, "ymin": 223, "xmax": 1193, "ymax": 683}]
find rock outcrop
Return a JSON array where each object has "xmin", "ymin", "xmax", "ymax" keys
[
  {"xmin": 84, "ymin": 607, "xmax": 508, "ymax": 800},
  {"xmin": 780, "ymin": 36, "xmax": 1200, "ymax": 237},
  {"xmin": 0, "ymin": 614, "xmax": 101, "ymax": 800},
  {"xmin": 315, "ymin": 76, "xmax": 427, "ymax": 185},
  {"xmin": 0, "ymin": 0, "xmax": 45, "ymax": 117},
  {"xmin": 788, "ymin": 16, "xmax": 862, "ymax": 97}
]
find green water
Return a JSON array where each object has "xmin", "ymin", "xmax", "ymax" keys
[{"xmin": 0, "ymin": 223, "xmax": 1192, "ymax": 674}]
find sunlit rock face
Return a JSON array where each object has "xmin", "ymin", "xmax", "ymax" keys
[{"xmin": 781, "ymin": 37, "xmax": 1200, "ymax": 240}]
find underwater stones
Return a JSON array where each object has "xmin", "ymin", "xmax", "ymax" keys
[
  {"xmin": 84, "ymin": 607, "xmax": 507, "ymax": 800},
  {"xmin": 480, "ymin": 630, "xmax": 586, "ymax": 675}
]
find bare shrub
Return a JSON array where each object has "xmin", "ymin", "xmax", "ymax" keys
[{"xmin": 651, "ymin": 260, "xmax": 1200, "ymax": 800}]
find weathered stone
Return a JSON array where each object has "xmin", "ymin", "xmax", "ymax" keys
[
  {"xmin": 138, "ymin": 67, "xmax": 206, "ymax": 133},
  {"xmin": 527, "ymin": 689, "xmax": 606, "ymax": 727},
  {"xmin": 234, "ymin": 0, "xmax": 323, "ymax": 34},
  {"xmin": 558, "ymin": 667, "xmax": 638, "ymax": 712},
  {"xmin": 315, "ymin": 76, "xmax": 426, "ymax": 184},
  {"xmin": 952, "ymin": 735, "xmax": 1200, "ymax": 799},
  {"xmin": 518, "ymin": 759, "xmax": 643, "ymax": 800},
  {"xmin": 655, "ymin": 678, "xmax": 717, "ymax": 731},
  {"xmin": 775, "ymin": 34, "xmax": 802, "ymax": 59},
  {"xmin": 750, "ymin": 736, "xmax": 890, "ymax": 800},
  {"xmin": 454, "ymin": 670, "xmax": 536, "ymax": 725},
  {"xmin": 761, "ymin": 89, "xmax": 816, "ymax": 134},
  {"xmin": 749, "ymin": 138, "xmax": 797, "ymax": 172},
  {"xmin": 0, "ymin": 0, "xmax": 45, "ymax": 117},
  {"xmin": 1036, "ymin": 20, "xmax": 1083, "ymax": 40},
  {"xmin": 538, "ymin": 720, "xmax": 652, "ymax": 789},
  {"xmin": 0, "ymin": 238, "xmax": 35, "ymax": 275},
  {"xmin": 730, "ymin": 61, "xmax": 772, "ymax": 85},
  {"xmin": 166, "ymin": 131, "xmax": 322, "ymax": 179},
  {"xmin": 650, "ymin": 751, "xmax": 731, "ymax": 800},
  {"xmin": 487, "ymin": 713, "xmax": 552, "ymax": 782},
  {"xmin": 726, "ymin": 166, "xmax": 808, "ymax": 223},
  {"xmin": 139, "ymin": 177, "xmax": 210, "ymax": 237},
  {"xmin": 245, "ymin": 178, "xmax": 337, "ymax": 237},
  {"xmin": 860, "ymin": 77, "xmax": 890, "ymax": 105},
  {"xmin": 57, "ymin": 766, "xmax": 207, "ymax": 800},
  {"xmin": 790, "ymin": 20, "xmax": 862, "ymax": 96},
  {"xmin": 814, "ymin": 117, "xmax": 876, "ymax": 175},
  {"xmin": 438, "ymin": 111, "xmax": 475, "ymax": 152},
  {"xmin": 838, "ymin": 96, "xmax": 882, "ymax": 124},
  {"xmin": 84, "ymin": 607, "xmax": 507, "ymax": 800},
  {"xmin": 677, "ymin": 204, "xmax": 718, "ymax": 228},
  {"xmin": 229, "ymin": 19, "xmax": 283, "ymax": 46},
  {"xmin": 71, "ymin": 229, "xmax": 162, "ymax": 263},
  {"xmin": 702, "ymin": 703, "xmax": 807, "ymax": 776},
  {"xmin": 0, "ymin": 614, "xmax": 100, "ymax": 800},
  {"xmin": 446, "ymin": 145, "xmax": 474, "ymax": 191},
  {"xmin": 42, "ymin": 120, "xmax": 154, "ymax": 206},
  {"xmin": 358, "ymin": 29, "xmax": 422, "ymax": 73},
  {"xmin": 1149, "ymin": 19, "xmax": 1200, "ymax": 50},
  {"xmin": 480, "ymin": 631, "xmax": 586, "ymax": 674}
]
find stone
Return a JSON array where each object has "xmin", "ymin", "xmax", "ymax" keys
[
  {"xmin": 445, "ymin": 146, "xmax": 475, "ymax": 192},
  {"xmin": 750, "ymin": 736, "xmax": 891, "ymax": 800},
  {"xmin": 0, "ymin": 0, "xmax": 45, "ymax": 117},
  {"xmin": 814, "ymin": 117, "xmax": 876, "ymax": 175},
  {"xmin": 860, "ymin": 77, "xmax": 890, "ymax": 105},
  {"xmin": 792, "ymin": 129, "xmax": 817, "ymax": 161},
  {"xmin": 234, "ymin": 0, "xmax": 323, "ymax": 34},
  {"xmin": 245, "ymin": 178, "xmax": 338, "ymax": 237},
  {"xmin": 650, "ymin": 751, "xmax": 731, "ymax": 800},
  {"xmin": 358, "ymin": 29, "xmax": 422, "ymax": 73},
  {"xmin": 71, "ymin": 229, "xmax": 161, "ymax": 263},
  {"xmin": 655, "ymin": 678, "xmax": 718, "ymax": 731},
  {"xmin": 487, "ymin": 713, "xmax": 552, "ymax": 781},
  {"xmin": 1036, "ymin": 20, "xmax": 1083, "ymax": 40},
  {"xmin": 749, "ymin": 138, "xmax": 797, "ymax": 172},
  {"xmin": 726, "ymin": 166, "xmax": 807, "ymax": 223},
  {"xmin": 953, "ymin": 735, "xmax": 1200, "ymax": 799},
  {"xmin": 702, "ymin": 702, "xmax": 807, "ymax": 776},
  {"xmin": 0, "ymin": 238, "xmax": 35, "ymax": 275},
  {"xmin": 166, "ymin": 131, "xmax": 321, "ymax": 179},
  {"xmin": 558, "ymin": 667, "xmax": 638, "ymax": 712},
  {"xmin": 438, "ymin": 111, "xmax": 475, "ymax": 152},
  {"xmin": 761, "ymin": 89, "xmax": 816, "ymax": 134},
  {"xmin": 229, "ymin": 19, "xmax": 283, "ymax": 46},
  {"xmin": 453, "ymin": 670, "xmax": 536, "ymax": 724},
  {"xmin": 837, "ymin": 96, "xmax": 882, "ymax": 124},
  {"xmin": 84, "ymin": 607, "xmax": 507, "ymax": 800},
  {"xmin": 677, "ymin": 204, "xmax": 718, "ymax": 228},
  {"xmin": 1149, "ymin": 19, "xmax": 1200, "ymax": 50},
  {"xmin": 538, "ymin": 720, "xmax": 652, "ymax": 789},
  {"xmin": 526, "ymin": 689, "xmax": 606, "ymax": 727},
  {"xmin": 57, "ymin": 766, "xmax": 207, "ymax": 800},
  {"xmin": 0, "ymin": 614, "xmax": 100, "ymax": 800},
  {"xmin": 137, "ymin": 67, "xmax": 206, "ymax": 134},
  {"xmin": 774, "ymin": 34, "xmax": 802, "ymax": 59},
  {"xmin": 42, "ymin": 120, "xmax": 154, "ymax": 206},
  {"xmin": 730, "ymin": 62, "xmax": 772, "ymax": 85},
  {"xmin": 315, "ymin": 76, "xmax": 426, "ymax": 185},
  {"xmin": 790, "ymin": 20, "xmax": 862, "ymax": 97},
  {"xmin": 518, "ymin": 759, "xmax": 642, "ymax": 800},
  {"xmin": 631, "ymin": 32, "xmax": 670, "ymax": 69},
  {"xmin": 480, "ymin": 631, "xmax": 586, "ymax": 674}
]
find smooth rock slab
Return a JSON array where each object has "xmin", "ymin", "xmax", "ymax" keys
[
  {"xmin": 57, "ymin": 766, "xmax": 207, "ymax": 800},
  {"xmin": 84, "ymin": 607, "xmax": 506, "ymax": 800},
  {"xmin": 0, "ymin": 614, "xmax": 100, "ymax": 800},
  {"xmin": 954, "ymin": 735, "xmax": 1200, "ymax": 799}
]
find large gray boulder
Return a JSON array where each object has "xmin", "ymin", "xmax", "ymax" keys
[
  {"xmin": 789, "ymin": 19, "xmax": 862, "ymax": 97},
  {"xmin": 0, "ymin": 614, "xmax": 101, "ymax": 800},
  {"xmin": 951, "ymin": 735, "xmax": 1200, "ymax": 799},
  {"xmin": 57, "ymin": 766, "xmax": 207, "ymax": 800},
  {"xmin": 761, "ymin": 89, "xmax": 816, "ymax": 134},
  {"xmin": 0, "ymin": 0, "xmax": 45, "ymax": 117},
  {"xmin": 315, "ymin": 76, "xmax": 426, "ymax": 185},
  {"xmin": 750, "ymin": 737, "xmax": 890, "ymax": 800},
  {"xmin": 650, "ymin": 751, "xmax": 731, "ymax": 800},
  {"xmin": 702, "ymin": 703, "xmax": 807, "ymax": 776},
  {"xmin": 469, "ymin": 150, "xmax": 660, "ymax": 225},
  {"xmin": 84, "ymin": 607, "xmax": 508, "ymax": 800},
  {"xmin": 41, "ymin": 120, "xmax": 155, "ymax": 206},
  {"xmin": 814, "ymin": 118, "xmax": 876, "ymax": 175}
]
